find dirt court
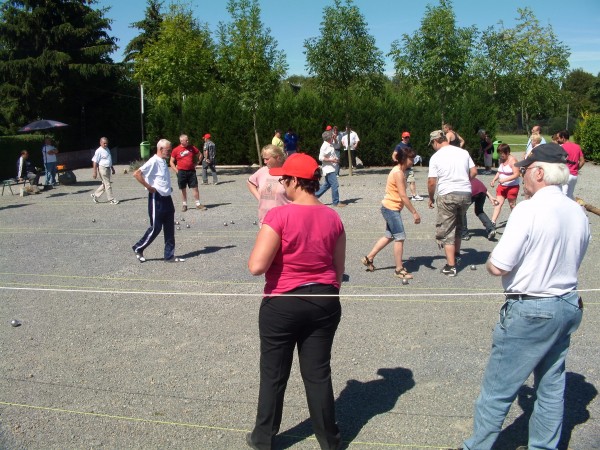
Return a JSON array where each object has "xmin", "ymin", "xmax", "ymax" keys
[{"xmin": 1, "ymin": 159, "xmax": 599, "ymax": 449}]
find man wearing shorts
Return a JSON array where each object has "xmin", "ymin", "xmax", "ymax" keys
[
  {"xmin": 427, "ymin": 130, "xmax": 477, "ymax": 277},
  {"xmin": 169, "ymin": 134, "xmax": 206, "ymax": 212}
]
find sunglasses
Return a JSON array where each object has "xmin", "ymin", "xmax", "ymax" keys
[{"xmin": 519, "ymin": 165, "xmax": 540, "ymax": 176}]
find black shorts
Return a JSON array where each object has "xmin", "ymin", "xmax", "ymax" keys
[{"xmin": 177, "ymin": 169, "xmax": 198, "ymax": 189}]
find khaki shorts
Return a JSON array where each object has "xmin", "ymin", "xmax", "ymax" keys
[
  {"xmin": 435, "ymin": 193, "xmax": 471, "ymax": 245},
  {"xmin": 405, "ymin": 169, "xmax": 415, "ymax": 183}
]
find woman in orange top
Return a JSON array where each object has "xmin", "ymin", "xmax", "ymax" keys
[{"xmin": 361, "ymin": 145, "xmax": 421, "ymax": 279}]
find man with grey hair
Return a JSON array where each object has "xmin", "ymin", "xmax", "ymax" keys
[
  {"xmin": 427, "ymin": 130, "xmax": 477, "ymax": 276},
  {"xmin": 91, "ymin": 137, "xmax": 118, "ymax": 204},
  {"xmin": 457, "ymin": 143, "xmax": 590, "ymax": 450},
  {"xmin": 525, "ymin": 124, "xmax": 546, "ymax": 157},
  {"xmin": 132, "ymin": 139, "xmax": 185, "ymax": 263}
]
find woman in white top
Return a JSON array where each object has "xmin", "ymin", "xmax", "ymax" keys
[{"xmin": 490, "ymin": 143, "xmax": 520, "ymax": 226}]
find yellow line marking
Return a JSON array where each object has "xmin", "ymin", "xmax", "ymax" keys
[{"xmin": 0, "ymin": 401, "xmax": 449, "ymax": 448}]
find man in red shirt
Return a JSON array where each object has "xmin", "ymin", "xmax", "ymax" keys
[
  {"xmin": 169, "ymin": 134, "xmax": 206, "ymax": 211},
  {"xmin": 556, "ymin": 130, "xmax": 585, "ymax": 199}
]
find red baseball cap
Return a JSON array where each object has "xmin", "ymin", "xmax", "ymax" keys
[
  {"xmin": 269, "ymin": 153, "xmax": 319, "ymax": 180},
  {"xmin": 402, "ymin": 131, "xmax": 410, "ymax": 138},
  {"xmin": 203, "ymin": 133, "xmax": 211, "ymax": 139},
  {"xmin": 325, "ymin": 125, "xmax": 332, "ymax": 131}
]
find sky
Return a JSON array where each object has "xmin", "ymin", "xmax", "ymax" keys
[{"xmin": 95, "ymin": 0, "xmax": 600, "ymax": 77}]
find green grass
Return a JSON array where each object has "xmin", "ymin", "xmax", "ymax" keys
[{"xmin": 496, "ymin": 134, "xmax": 552, "ymax": 147}]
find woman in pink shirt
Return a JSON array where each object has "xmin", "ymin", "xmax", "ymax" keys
[{"xmin": 247, "ymin": 153, "xmax": 346, "ymax": 450}]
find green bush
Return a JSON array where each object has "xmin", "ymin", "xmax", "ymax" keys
[{"xmin": 574, "ymin": 112, "xmax": 600, "ymax": 163}]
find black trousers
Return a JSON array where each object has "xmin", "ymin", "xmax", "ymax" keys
[
  {"xmin": 132, "ymin": 192, "xmax": 175, "ymax": 260},
  {"xmin": 250, "ymin": 284, "xmax": 342, "ymax": 450}
]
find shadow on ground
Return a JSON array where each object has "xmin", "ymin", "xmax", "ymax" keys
[
  {"xmin": 275, "ymin": 367, "xmax": 415, "ymax": 449},
  {"xmin": 492, "ymin": 372, "xmax": 597, "ymax": 450}
]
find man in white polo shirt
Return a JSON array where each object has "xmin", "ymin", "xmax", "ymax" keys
[
  {"xmin": 132, "ymin": 139, "xmax": 185, "ymax": 263},
  {"xmin": 91, "ymin": 137, "xmax": 119, "ymax": 204},
  {"xmin": 458, "ymin": 143, "xmax": 590, "ymax": 450}
]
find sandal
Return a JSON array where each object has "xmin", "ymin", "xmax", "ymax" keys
[
  {"xmin": 361, "ymin": 256, "xmax": 375, "ymax": 272},
  {"xmin": 394, "ymin": 267, "xmax": 413, "ymax": 279}
]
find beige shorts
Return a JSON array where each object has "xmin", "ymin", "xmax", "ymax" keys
[
  {"xmin": 435, "ymin": 193, "xmax": 472, "ymax": 245},
  {"xmin": 406, "ymin": 169, "xmax": 415, "ymax": 183}
]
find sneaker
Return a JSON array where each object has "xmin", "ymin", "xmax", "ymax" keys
[
  {"xmin": 109, "ymin": 199, "xmax": 119, "ymax": 205},
  {"xmin": 182, "ymin": 205, "xmax": 188, "ymax": 212},
  {"xmin": 201, "ymin": 182, "xmax": 209, "ymax": 185},
  {"xmin": 483, "ymin": 170, "xmax": 492, "ymax": 175},
  {"xmin": 165, "ymin": 257, "xmax": 186, "ymax": 263},
  {"xmin": 461, "ymin": 233, "xmax": 470, "ymax": 241},
  {"xmin": 441, "ymin": 264, "xmax": 457, "ymax": 277},
  {"xmin": 412, "ymin": 194, "xmax": 424, "ymax": 201},
  {"xmin": 334, "ymin": 203, "xmax": 347, "ymax": 207},
  {"xmin": 91, "ymin": 193, "xmax": 98, "ymax": 204},
  {"xmin": 133, "ymin": 249, "xmax": 145, "ymax": 263},
  {"xmin": 488, "ymin": 228, "xmax": 496, "ymax": 240},
  {"xmin": 196, "ymin": 203, "xmax": 207, "ymax": 210}
]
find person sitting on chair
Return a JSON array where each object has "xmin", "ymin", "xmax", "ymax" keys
[{"xmin": 16, "ymin": 150, "xmax": 40, "ymax": 186}]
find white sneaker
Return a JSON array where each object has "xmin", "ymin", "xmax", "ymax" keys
[
  {"xmin": 109, "ymin": 199, "xmax": 119, "ymax": 205},
  {"xmin": 412, "ymin": 195, "xmax": 424, "ymax": 201},
  {"xmin": 91, "ymin": 193, "xmax": 98, "ymax": 203}
]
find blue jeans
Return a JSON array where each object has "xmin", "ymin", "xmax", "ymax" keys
[
  {"xmin": 380, "ymin": 206, "xmax": 406, "ymax": 241},
  {"xmin": 464, "ymin": 291, "xmax": 583, "ymax": 450},
  {"xmin": 315, "ymin": 172, "xmax": 340, "ymax": 205},
  {"xmin": 44, "ymin": 162, "xmax": 57, "ymax": 185}
]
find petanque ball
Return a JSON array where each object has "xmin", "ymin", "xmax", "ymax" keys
[
  {"xmin": 92, "ymin": 219, "xmax": 96, "ymax": 223},
  {"xmin": 470, "ymin": 265, "xmax": 477, "ymax": 270},
  {"xmin": 186, "ymin": 224, "xmax": 190, "ymax": 228},
  {"xmin": 224, "ymin": 222, "xmax": 228, "ymax": 226},
  {"xmin": 230, "ymin": 220, "xmax": 234, "ymax": 224},
  {"xmin": 402, "ymin": 278, "xmax": 409, "ymax": 285},
  {"xmin": 11, "ymin": 319, "xmax": 21, "ymax": 327},
  {"xmin": 177, "ymin": 226, "xmax": 181, "ymax": 230}
]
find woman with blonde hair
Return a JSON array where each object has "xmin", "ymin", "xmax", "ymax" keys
[{"xmin": 247, "ymin": 144, "xmax": 290, "ymax": 225}]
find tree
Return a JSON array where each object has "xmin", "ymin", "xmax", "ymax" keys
[
  {"xmin": 0, "ymin": 0, "xmax": 119, "ymax": 134},
  {"xmin": 305, "ymin": 0, "xmax": 384, "ymax": 175},
  {"xmin": 216, "ymin": 0, "xmax": 287, "ymax": 165},
  {"xmin": 133, "ymin": 3, "xmax": 215, "ymax": 99},
  {"xmin": 473, "ymin": 8, "xmax": 570, "ymax": 132},
  {"xmin": 563, "ymin": 69, "xmax": 597, "ymax": 117},
  {"xmin": 389, "ymin": 0, "xmax": 476, "ymax": 125},
  {"xmin": 304, "ymin": 0, "xmax": 385, "ymax": 97},
  {"xmin": 122, "ymin": 0, "xmax": 163, "ymax": 64}
]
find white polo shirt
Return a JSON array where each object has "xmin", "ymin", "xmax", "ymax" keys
[
  {"xmin": 139, "ymin": 154, "xmax": 172, "ymax": 197},
  {"xmin": 91, "ymin": 146, "xmax": 112, "ymax": 168},
  {"xmin": 490, "ymin": 185, "xmax": 590, "ymax": 297}
]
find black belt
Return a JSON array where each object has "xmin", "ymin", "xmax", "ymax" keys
[{"xmin": 505, "ymin": 293, "xmax": 543, "ymax": 300}]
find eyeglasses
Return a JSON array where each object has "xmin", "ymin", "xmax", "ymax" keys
[
  {"xmin": 519, "ymin": 166, "xmax": 540, "ymax": 176},
  {"xmin": 278, "ymin": 177, "xmax": 290, "ymax": 185}
]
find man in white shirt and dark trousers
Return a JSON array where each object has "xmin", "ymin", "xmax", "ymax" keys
[
  {"xmin": 132, "ymin": 139, "xmax": 185, "ymax": 263},
  {"xmin": 457, "ymin": 143, "xmax": 590, "ymax": 450},
  {"xmin": 91, "ymin": 137, "xmax": 119, "ymax": 204}
]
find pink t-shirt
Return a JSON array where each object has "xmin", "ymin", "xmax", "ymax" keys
[
  {"xmin": 248, "ymin": 166, "xmax": 290, "ymax": 224},
  {"xmin": 262, "ymin": 203, "xmax": 345, "ymax": 295},
  {"xmin": 470, "ymin": 177, "xmax": 487, "ymax": 196},
  {"xmin": 562, "ymin": 141, "xmax": 583, "ymax": 176}
]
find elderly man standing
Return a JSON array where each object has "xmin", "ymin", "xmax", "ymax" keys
[
  {"xmin": 457, "ymin": 143, "xmax": 590, "ymax": 450},
  {"xmin": 427, "ymin": 130, "xmax": 477, "ymax": 277},
  {"xmin": 201, "ymin": 133, "xmax": 218, "ymax": 185},
  {"xmin": 170, "ymin": 134, "xmax": 206, "ymax": 212},
  {"xmin": 91, "ymin": 137, "xmax": 119, "ymax": 204},
  {"xmin": 525, "ymin": 124, "xmax": 546, "ymax": 157},
  {"xmin": 132, "ymin": 139, "xmax": 185, "ymax": 263}
]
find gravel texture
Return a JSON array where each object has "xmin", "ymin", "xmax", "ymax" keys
[{"xmin": 1, "ymin": 159, "xmax": 599, "ymax": 449}]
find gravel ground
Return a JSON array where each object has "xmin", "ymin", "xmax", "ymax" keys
[{"xmin": 1, "ymin": 158, "xmax": 599, "ymax": 450}]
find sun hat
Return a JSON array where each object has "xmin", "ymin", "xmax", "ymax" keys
[{"xmin": 269, "ymin": 153, "xmax": 319, "ymax": 180}]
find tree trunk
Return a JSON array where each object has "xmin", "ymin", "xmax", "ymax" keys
[{"xmin": 253, "ymin": 110, "xmax": 262, "ymax": 167}]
